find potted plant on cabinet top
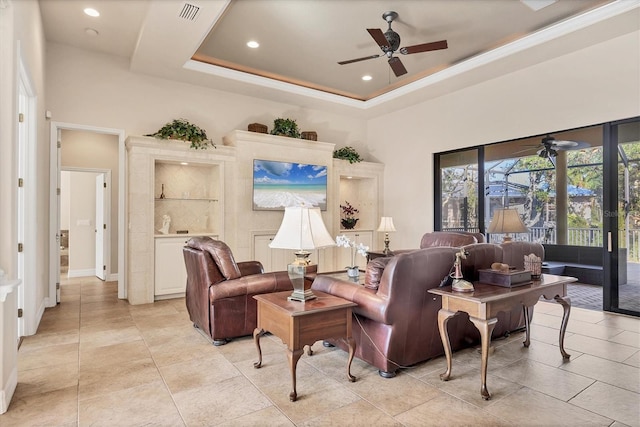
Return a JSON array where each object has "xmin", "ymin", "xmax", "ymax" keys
[
  {"xmin": 333, "ymin": 146, "xmax": 362, "ymax": 163},
  {"xmin": 146, "ymin": 118, "xmax": 214, "ymax": 150},
  {"xmin": 270, "ymin": 118, "xmax": 301, "ymax": 138},
  {"xmin": 340, "ymin": 201, "xmax": 359, "ymax": 229}
]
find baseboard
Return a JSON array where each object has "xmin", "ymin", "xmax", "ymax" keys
[
  {"xmin": 67, "ymin": 269, "xmax": 95, "ymax": 278},
  {"xmin": 107, "ymin": 272, "xmax": 118, "ymax": 282},
  {"xmin": 1, "ymin": 366, "xmax": 17, "ymax": 414}
]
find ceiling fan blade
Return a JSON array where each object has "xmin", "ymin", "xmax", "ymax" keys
[
  {"xmin": 367, "ymin": 28, "xmax": 390, "ymax": 49},
  {"xmin": 388, "ymin": 57, "xmax": 407, "ymax": 77},
  {"xmin": 552, "ymin": 140, "xmax": 579, "ymax": 148},
  {"xmin": 400, "ymin": 40, "xmax": 448, "ymax": 55},
  {"xmin": 337, "ymin": 54, "xmax": 381, "ymax": 65}
]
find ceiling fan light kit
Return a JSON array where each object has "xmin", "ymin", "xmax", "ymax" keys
[{"xmin": 338, "ymin": 11, "xmax": 448, "ymax": 77}]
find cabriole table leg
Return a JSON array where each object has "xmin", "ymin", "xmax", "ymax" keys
[
  {"xmin": 554, "ymin": 295, "xmax": 572, "ymax": 360},
  {"xmin": 287, "ymin": 348, "xmax": 304, "ymax": 402},
  {"xmin": 469, "ymin": 316, "xmax": 498, "ymax": 400},
  {"xmin": 437, "ymin": 309, "xmax": 457, "ymax": 381}
]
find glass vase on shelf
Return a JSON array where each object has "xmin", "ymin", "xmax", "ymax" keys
[{"xmin": 336, "ymin": 234, "xmax": 369, "ymax": 278}]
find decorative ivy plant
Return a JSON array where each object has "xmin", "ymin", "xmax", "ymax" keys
[
  {"xmin": 145, "ymin": 119, "xmax": 214, "ymax": 150},
  {"xmin": 333, "ymin": 146, "xmax": 362, "ymax": 163},
  {"xmin": 270, "ymin": 118, "xmax": 301, "ymax": 138}
]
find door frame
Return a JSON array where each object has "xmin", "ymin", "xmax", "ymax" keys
[
  {"xmin": 49, "ymin": 122, "xmax": 126, "ymax": 303},
  {"xmin": 603, "ymin": 117, "xmax": 639, "ymax": 316},
  {"xmin": 16, "ymin": 49, "xmax": 37, "ymax": 336}
]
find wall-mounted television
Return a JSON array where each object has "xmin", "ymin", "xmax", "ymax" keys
[{"xmin": 253, "ymin": 159, "xmax": 327, "ymax": 211}]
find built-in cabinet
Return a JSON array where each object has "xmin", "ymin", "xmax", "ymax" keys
[
  {"xmin": 126, "ymin": 132, "xmax": 383, "ymax": 304},
  {"xmin": 154, "ymin": 234, "xmax": 217, "ymax": 298},
  {"xmin": 333, "ymin": 159, "xmax": 384, "ymax": 270}
]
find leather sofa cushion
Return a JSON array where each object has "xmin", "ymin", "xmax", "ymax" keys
[
  {"xmin": 188, "ymin": 237, "xmax": 241, "ymax": 280},
  {"xmin": 420, "ymin": 231, "xmax": 477, "ymax": 248},
  {"xmin": 364, "ymin": 257, "xmax": 392, "ymax": 290}
]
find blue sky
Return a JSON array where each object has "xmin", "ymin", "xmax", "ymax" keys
[{"xmin": 254, "ymin": 160, "xmax": 327, "ymax": 185}]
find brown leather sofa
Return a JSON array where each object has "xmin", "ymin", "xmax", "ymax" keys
[
  {"xmin": 183, "ymin": 236, "xmax": 294, "ymax": 345},
  {"xmin": 393, "ymin": 231, "xmax": 485, "ymax": 256},
  {"xmin": 311, "ymin": 241, "xmax": 544, "ymax": 377}
]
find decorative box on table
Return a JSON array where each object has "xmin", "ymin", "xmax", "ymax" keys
[{"xmin": 478, "ymin": 269, "xmax": 532, "ymax": 288}]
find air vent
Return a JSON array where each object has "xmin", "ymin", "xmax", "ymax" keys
[{"xmin": 178, "ymin": 2, "xmax": 200, "ymax": 21}]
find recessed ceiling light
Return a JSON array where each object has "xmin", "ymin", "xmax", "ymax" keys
[
  {"xmin": 83, "ymin": 8, "xmax": 100, "ymax": 17},
  {"xmin": 246, "ymin": 41, "xmax": 259, "ymax": 49},
  {"xmin": 84, "ymin": 28, "xmax": 99, "ymax": 37},
  {"xmin": 180, "ymin": 162, "xmax": 189, "ymax": 166},
  {"xmin": 362, "ymin": 75, "xmax": 372, "ymax": 81}
]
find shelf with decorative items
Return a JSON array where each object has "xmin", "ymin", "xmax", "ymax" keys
[
  {"xmin": 333, "ymin": 158, "xmax": 384, "ymax": 229},
  {"xmin": 154, "ymin": 160, "xmax": 221, "ymax": 236}
]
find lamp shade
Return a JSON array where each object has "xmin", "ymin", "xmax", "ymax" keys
[
  {"xmin": 269, "ymin": 206, "xmax": 335, "ymax": 250},
  {"xmin": 377, "ymin": 217, "xmax": 396, "ymax": 232},
  {"xmin": 487, "ymin": 208, "xmax": 528, "ymax": 234}
]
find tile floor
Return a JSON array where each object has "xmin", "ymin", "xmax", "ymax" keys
[{"xmin": 1, "ymin": 276, "xmax": 639, "ymax": 426}]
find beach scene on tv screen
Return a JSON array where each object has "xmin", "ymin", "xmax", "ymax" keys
[{"xmin": 253, "ymin": 160, "xmax": 327, "ymax": 210}]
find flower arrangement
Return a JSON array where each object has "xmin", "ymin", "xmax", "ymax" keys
[
  {"xmin": 336, "ymin": 234, "xmax": 369, "ymax": 269},
  {"xmin": 340, "ymin": 201, "xmax": 359, "ymax": 229}
]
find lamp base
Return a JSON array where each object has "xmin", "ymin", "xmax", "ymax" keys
[
  {"xmin": 452, "ymin": 278, "xmax": 474, "ymax": 293},
  {"xmin": 382, "ymin": 233, "xmax": 392, "ymax": 255},
  {"xmin": 287, "ymin": 252, "xmax": 317, "ymax": 302}
]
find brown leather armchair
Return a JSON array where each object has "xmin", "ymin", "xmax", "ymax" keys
[{"xmin": 183, "ymin": 236, "xmax": 293, "ymax": 345}]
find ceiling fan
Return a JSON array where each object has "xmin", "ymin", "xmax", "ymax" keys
[
  {"xmin": 337, "ymin": 11, "xmax": 448, "ymax": 77},
  {"xmin": 522, "ymin": 135, "xmax": 590, "ymax": 159}
]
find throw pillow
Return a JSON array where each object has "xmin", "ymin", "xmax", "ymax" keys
[{"xmin": 364, "ymin": 257, "xmax": 392, "ymax": 290}]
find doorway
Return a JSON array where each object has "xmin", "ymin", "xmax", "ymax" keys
[
  {"xmin": 60, "ymin": 170, "xmax": 110, "ymax": 280},
  {"xmin": 604, "ymin": 118, "xmax": 640, "ymax": 316},
  {"xmin": 49, "ymin": 123, "xmax": 126, "ymax": 303}
]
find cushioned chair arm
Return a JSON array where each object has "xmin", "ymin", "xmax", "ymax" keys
[
  {"xmin": 311, "ymin": 276, "xmax": 390, "ymax": 324},
  {"xmin": 209, "ymin": 271, "xmax": 293, "ymax": 301},
  {"xmin": 237, "ymin": 261, "xmax": 264, "ymax": 276}
]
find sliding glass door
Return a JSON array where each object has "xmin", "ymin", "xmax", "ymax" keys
[{"xmin": 604, "ymin": 118, "xmax": 640, "ymax": 316}]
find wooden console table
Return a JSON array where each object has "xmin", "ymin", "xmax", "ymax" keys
[
  {"xmin": 428, "ymin": 273, "xmax": 577, "ymax": 400},
  {"xmin": 253, "ymin": 290, "xmax": 357, "ymax": 402}
]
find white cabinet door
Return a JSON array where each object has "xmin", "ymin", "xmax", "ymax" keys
[
  {"xmin": 335, "ymin": 231, "xmax": 373, "ymax": 270},
  {"xmin": 155, "ymin": 236, "xmax": 189, "ymax": 296},
  {"xmin": 154, "ymin": 234, "xmax": 217, "ymax": 297}
]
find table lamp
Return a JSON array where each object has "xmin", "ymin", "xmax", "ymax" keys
[
  {"xmin": 270, "ymin": 206, "xmax": 335, "ymax": 301},
  {"xmin": 487, "ymin": 208, "xmax": 528, "ymax": 243},
  {"xmin": 377, "ymin": 217, "xmax": 396, "ymax": 255}
]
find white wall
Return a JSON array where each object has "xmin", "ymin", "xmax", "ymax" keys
[
  {"xmin": 45, "ymin": 43, "xmax": 369, "ymax": 154},
  {"xmin": 367, "ymin": 31, "xmax": 640, "ymax": 249},
  {"xmin": 0, "ymin": 0, "xmax": 47, "ymax": 412}
]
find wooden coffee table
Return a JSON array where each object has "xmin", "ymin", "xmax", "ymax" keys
[
  {"xmin": 253, "ymin": 290, "xmax": 357, "ymax": 402},
  {"xmin": 428, "ymin": 273, "xmax": 577, "ymax": 400}
]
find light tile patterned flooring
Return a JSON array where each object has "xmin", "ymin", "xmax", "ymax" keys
[{"xmin": 2, "ymin": 276, "xmax": 639, "ymax": 426}]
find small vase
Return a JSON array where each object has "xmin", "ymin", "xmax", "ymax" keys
[
  {"xmin": 341, "ymin": 218, "xmax": 358, "ymax": 229},
  {"xmin": 347, "ymin": 267, "xmax": 359, "ymax": 278}
]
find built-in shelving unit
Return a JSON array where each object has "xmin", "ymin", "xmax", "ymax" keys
[{"xmin": 125, "ymin": 132, "xmax": 384, "ymax": 304}]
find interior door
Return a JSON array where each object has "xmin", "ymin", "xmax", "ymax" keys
[
  {"xmin": 95, "ymin": 174, "xmax": 106, "ymax": 280},
  {"xmin": 604, "ymin": 119, "xmax": 640, "ymax": 316}
]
